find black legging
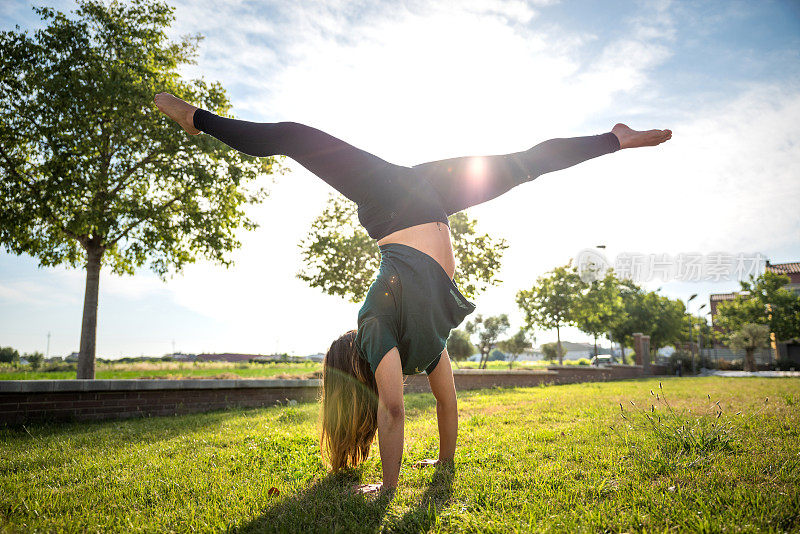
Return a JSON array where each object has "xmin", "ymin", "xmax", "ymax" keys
[{"xmin": 193, "ymin": 109, "xmax": 620, "ymax": 237}]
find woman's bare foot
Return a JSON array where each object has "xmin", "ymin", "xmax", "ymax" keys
[
  {"xmin": 611, "ymin": 123, "xmax": 672, "ymax": 149},
  {"xmin": 154, "ymin": 92, "xmax": 200, "ymax": 135}
]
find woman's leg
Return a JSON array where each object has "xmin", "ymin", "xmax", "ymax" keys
[
  {"xmin": 154, "ymin": 93, "xmax": 397, "ymax": 206},
  {"xmin": 193, "ymin": 110, "xmax": 397, "ymax": 205},
  {"xmin": 413, "ymin": 132, "xmax": 621, "ymax": 216},
  {"xmin": 413, "ymin": 124, "xmax": 670, "ymax": 216}
]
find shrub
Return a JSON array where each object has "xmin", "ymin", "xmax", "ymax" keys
[{"xmin": 577, "ymin": 358, "xmax": 591, "ymax": 366}]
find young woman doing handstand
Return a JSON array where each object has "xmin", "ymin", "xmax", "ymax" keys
[{"xmin": 154, "ymin": 92, "xmax": 671, "ymax": 493}]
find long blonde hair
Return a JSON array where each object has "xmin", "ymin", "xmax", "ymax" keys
[{"xmin": 320, "ymin": 330, "xmax": 379, "ymax": 470}]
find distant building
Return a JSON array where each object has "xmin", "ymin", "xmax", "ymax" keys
[
  {"xmin": 164, "ymin": 352, "xmax": 196, "ymax": 361},
  {"xmin": 195, "ymin": 353, "xmax": 261, "ymax": 363},
  {"xmin": 765, "ymin": 261, "xmax": 800, "ymax": 296}
]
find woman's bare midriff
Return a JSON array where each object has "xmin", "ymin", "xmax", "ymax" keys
[{"xmin": 377, "ymin": 221, "xmax": 456, "ymax": 279}]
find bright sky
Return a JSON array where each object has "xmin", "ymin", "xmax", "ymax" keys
[{"xmin": 1, "ymin": 0, "xmax": 799, "ymax": 358}]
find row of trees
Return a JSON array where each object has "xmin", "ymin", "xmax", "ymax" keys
[{"xmin": 444, "ymin": 264, "xmax": 800, "ymax": 372}]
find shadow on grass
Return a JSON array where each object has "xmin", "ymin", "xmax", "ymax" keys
[
  {"xmin": 231, "ymin": 464, "xmax": 455, "ymax": 534},
  {"xmin": 387, "ymin": 462, "xmax": 455, "ymax": 533},
  {"xmin": 231, "ymin": 471, "xmax": 391, "ymax": 533}
]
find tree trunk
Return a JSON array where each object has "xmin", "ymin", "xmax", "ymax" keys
[
  {"xmin": 593, "ymin": 334, "xmax": 598, "ymax": 360},
  {"xmin": 620, "ymin": 345, "xmax": 626, "ymax": 364},
  {"xmin": 608, "ymin": 333, "xmax": 614, "ymax": 362},
  {"xmin": 556, "ymin": 325, "xmax": 563, "ymax": 366},
  {"xmin": 744, "ymin": 348, "xmax": 755, "ymax": 372},
  {"xmin": 77, "ymin": 246, "xmax": 103, "ymax": 379}
]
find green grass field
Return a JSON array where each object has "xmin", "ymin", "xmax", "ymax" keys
[
  {"xmin": 1, "ymin": 377, "xmax": 798, "ymax": 532},
  {"xmin": 0, "ymin": 361, "xmax": 322, "ymax": 381},
  {"xmin": 0, "ymin": 359, "xmax": 584, "ymax": 381}
]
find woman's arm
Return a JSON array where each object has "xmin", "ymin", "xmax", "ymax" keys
[
  {"xmin": 373, "ymin": 348, "xmax": 405, "ymax": 489},
  {"xmin": 427, "ymin": 349, "xmax": 458, "ymax": 462}
]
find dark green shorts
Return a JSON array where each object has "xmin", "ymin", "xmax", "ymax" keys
[{"xmin": 356, "ymin": 244, "xmax": 476, "ymax": 375}]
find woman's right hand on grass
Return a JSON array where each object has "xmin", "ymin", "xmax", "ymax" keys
[{"xmin": 355, "ymin": 483, "xmax": 383, "ymax": 494}]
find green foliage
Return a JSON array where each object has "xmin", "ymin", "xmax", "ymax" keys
[
  {"xmin": 540, "ymin": 342, "xmax": 562, "ymax": 362},
  {"xmin": 446, "ymin": 329, "xmax": 475, "ymax": 362},
  {"xmin": 727, "ymin": 323, "xmax": 771, "ymax": 352},
  {"xmin": 24, "ymin": 351, "xmax": 44, "ymax": 370},
  {"xmin": 297, "ymin": 195, "xmax": 508, "ymax": 302},
  {"xmin": 488, "ymin": 348, "xmax": 506, "ymax": 361},
  {"xmin": 516, "ymin": 262, "xmax": 582, "ymax": 364},
  {"xmin": 497, "ymin": 327, "xmax": 532, "ymax": 368},
  {"xmin": 0, "ymin": 0, "xmax": 274, "ymax": 274},
  {"xmin": 608, "ymin": 279, "xmax": 647, "ymax": 354},
  {"xmin": 296, "ymin": 195, "xmax": 381, "ymax": 303},
  {"xmin": 0, "ymin": 346, "xmax": 20, "ymax": 363},
  {"xmin": 573, "ymin": 271, "xmax": 623, "ymax": 355},
  {"xmin": 0, "ymin": 0, "xmax": 277, "ymax": 378},
  {"xmin": 577, "ymin": 358, "xmax": 590, "ymax": 366},
  {"xmin": 727, "ymin": 322, "xmax": 771, "ymax": 371},
  {"xmin": 716, "ymin": 271, "xmax": 800, "ymax": 343},
  {"xmin": 465, "ymin": 314, "xmax": 510, "ymax": 369}
]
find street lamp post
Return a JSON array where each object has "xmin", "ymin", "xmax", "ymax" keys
[{"xmin": 695, "ymin": 303, "xmax": 706, "ymax": 374}]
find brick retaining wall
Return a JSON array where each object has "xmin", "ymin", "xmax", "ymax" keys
[
  {"xmin": 1, "ymin": 365, "xmax": 657, "ymax": 425},
  {"xmin": 0, "ymin": 379, "xmax": 321, "ymax": 425}
]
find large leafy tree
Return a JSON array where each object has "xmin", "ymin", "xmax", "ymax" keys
[
  {"xmin": 297, "ymin": 194, "xmax": 508, "ymax": 302},
  {"xmin": 465, "ymin": 314, "xmax": 510, "ymax": 369},
  {"xmin": 574, "ymin": 271, "xmax": 623, "ymax": 358},
  {"xmin": 0, "ymin": 1, "xmax": 275, "ymax": 378},
  {"xmin": 608, "ymin": 278, "xmax": 647, "ymax": 362},
  {"xmin": 645, "ymin": 294, "xmax": 686, "ymax": 357},
  {"xmin": 516, "ymin": 262, "xmax": 583, "ymax": 365}
]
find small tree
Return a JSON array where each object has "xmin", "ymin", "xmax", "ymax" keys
[
  {"xmin": 728, "ymin": 323, "xmax": 770, "ymax": 372},
  {"xmin": 0, "ymin": 1, "xmax": 275, "ymax": 378},
  {"xmin": 25, "ymin": 352, "xmax": 45, "ymax": 370},
  {"xmin": 498, "ymin": 327, "xmax": 533, "ymax": 369},
  {"xmin": 540, "ymin": 342, "xmax": 563, "ymax": 363},
  {"xmin": 298, "ymin": 195, "xmax": 508, "ymax": 302},
  {"xmin": 465, "ymin": 314, "xmax": 510, "ymax": 369},
  {"xmin": 446, "ymin": 329, "xmax": 475, "ymax": 365},
  {"xmin": 516, "ymin": 263, "xmax": 583, "ymax": 365}
]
